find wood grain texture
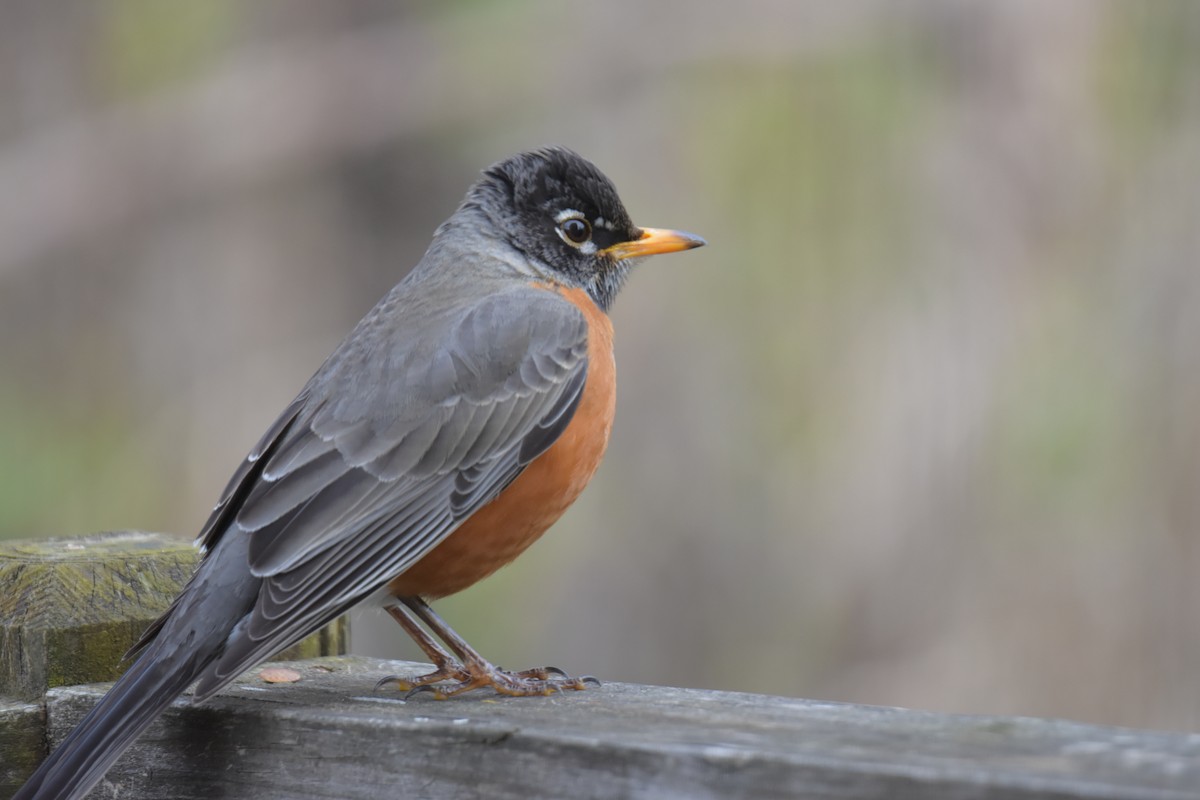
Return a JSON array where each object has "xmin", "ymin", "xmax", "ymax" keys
[
  {"xmin": 31, "ymin": 656, "xmax": 1200, "ymax": 800},
  {"xmin": 0, "ymin": 701, "xmax": 45, "ymax": 798},
  {"xmin": 0, "ymin": 532, "xmax": 196, "ymax": 699},
  {"xmin": 0, "ymin": 533, "xmax": 348, "ymax": 702}
]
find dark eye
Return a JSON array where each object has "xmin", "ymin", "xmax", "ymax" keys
[{"xmin": 560, "ymin": 217, "xmax": 592, "ymax": 245}]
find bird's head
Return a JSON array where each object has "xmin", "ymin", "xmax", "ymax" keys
[{"xmin": 462, "ymin": 147, "xmax": 705, "ymax": 310}]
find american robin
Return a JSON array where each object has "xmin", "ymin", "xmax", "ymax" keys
[{"xmin": 15, "ymin": 147, "xmax": 704, "ymax": 800}]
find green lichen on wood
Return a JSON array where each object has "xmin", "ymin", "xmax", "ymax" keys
[
  {"xmin": 2, "ymin": 532, "xmax": 346, "ymax": 699},
  {"xmin": 45, "ymin": 620, "xmax": 151, "ymax": 687},
  {"xmin": 0, "ymin": 701, "xmax": 46, "ymax": 794},
  {"xmin": 0, "ymin": 531, "xmax": 197, "ymax": 627},
  {"xmin": 1, "ymin": 532, "xmax": 196, "ymax": 699}
]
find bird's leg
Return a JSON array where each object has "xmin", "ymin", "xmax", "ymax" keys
[
  {"xmin": 380, "ymin": 596, "xmax": 599, "ymax": 700},
  {"xmin": 374, "ymin": 603, "xmax": 472, "ymax": 692}
]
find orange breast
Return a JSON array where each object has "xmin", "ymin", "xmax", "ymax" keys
[{"xmin": 388, "ymin": 285, "xmax": 616, "ymax": 600}]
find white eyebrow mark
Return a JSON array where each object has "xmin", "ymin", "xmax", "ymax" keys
[{"xmin": 555, "ymin": 208, "xmax": 584, "ymax": 223}]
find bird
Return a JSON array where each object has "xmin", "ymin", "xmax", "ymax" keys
[{"xmin": 14, "ymin": 146, "xmax": 705, "ymax": 800}]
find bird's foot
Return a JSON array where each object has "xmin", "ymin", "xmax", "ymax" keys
[
  {"xmin": 374, "ymin": 662, "xmax": 471, "ymax": 694},
  {"xmin": 407, "ymin": 661, "xmax": 600, "ymax": 699},
  {"xmin": 379, "ymin": 597, "xmax": 600, "ymax": 699},
  {"xmin": 376, "ymin": 661, "xmax": 599, "ymax": 700}
]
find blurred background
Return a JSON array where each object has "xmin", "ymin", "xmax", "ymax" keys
[{"xmin": 2, "ymin": 0, "xmax": 1199, "ymax": 732}]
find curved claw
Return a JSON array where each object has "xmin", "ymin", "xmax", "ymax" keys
[
  {"xmin": 404, "ymin": 684, "xmax": 445, "ymax": 701},
  {"xmin": 512, "ymin": 665, "xmax": 569, "ymax": 680},
  {"xmin": 374, "ymin": 674, "xmax": 409, "ymax": 692},
  {"xmin": 579, "ymin": 675, "xmax": 602, "ymax": 687}
]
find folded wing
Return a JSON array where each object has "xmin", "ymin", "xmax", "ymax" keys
[{"xmin": 175, "ymin": 283, "xmax": 590, "ymax": 699}]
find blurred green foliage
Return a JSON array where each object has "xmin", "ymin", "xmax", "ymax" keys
[
  {"xmin": 3, "ymin": 0, "xmax": 1200, "ymax": 731},
  {"xmin": 689, "ymin": 42, "xmax": 929, "ymax": 458},
  {"xmin": 102, "ymin": 0, "xmax": 239, "ymax": 99},
  {"xmin": 1098, "ymin": 2, "xmax": 1200, "ymax": 157},
  {"xmin": 0, "ymin": 391, "xmax": 171, "ymax": 540}
]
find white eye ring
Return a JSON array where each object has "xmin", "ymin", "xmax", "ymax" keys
[{"xmin": 554, "ymin": 210, "xmax": 595, "ymax": 252}]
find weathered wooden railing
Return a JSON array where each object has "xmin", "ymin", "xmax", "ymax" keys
[{"xmin": 3, "ymin": 533, "xmax": 1198, "ymax": 799}]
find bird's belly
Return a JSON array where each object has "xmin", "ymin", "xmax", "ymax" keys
[{"xmin": 387, "ymin": 286, "xmax": 615, "ymax": 600}]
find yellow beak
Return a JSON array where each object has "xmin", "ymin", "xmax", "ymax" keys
[{"xmin": 601, "ymin": 227, "xmax": 707, "ymax": 261}]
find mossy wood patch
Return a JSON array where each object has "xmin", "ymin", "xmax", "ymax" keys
[{"xmin": 0, "ymin": 532, "xmax": 347, "ymax": 700}]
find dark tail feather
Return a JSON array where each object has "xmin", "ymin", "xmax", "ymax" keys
[{"xmin": 13, "ymin": 642, "xmax": 205, "ymax": 800}]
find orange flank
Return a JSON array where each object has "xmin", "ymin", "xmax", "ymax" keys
[{"xmin": 388, "ymin": 285, "xmax": 616, "ymax": 599}]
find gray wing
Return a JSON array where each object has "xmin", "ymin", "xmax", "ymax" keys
[{"xmin": 186, "ymin": 283, "xmax": 591, "ymax": 698}]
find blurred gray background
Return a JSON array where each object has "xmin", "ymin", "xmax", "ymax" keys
[{"xmin": 3, "ymin": 0, "xmax": 1199, "ymax": 731}]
